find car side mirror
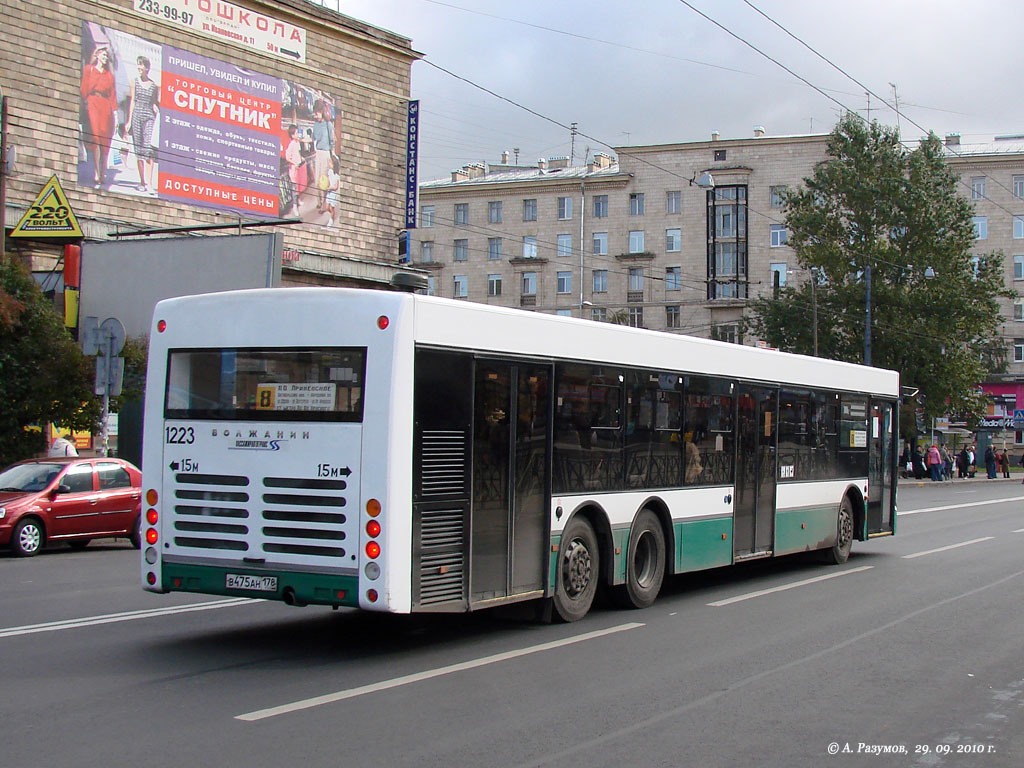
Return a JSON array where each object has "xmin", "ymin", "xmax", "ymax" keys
[{"xmin": 55, "ymin": 484, "xmax": 72, "ymax": 495}]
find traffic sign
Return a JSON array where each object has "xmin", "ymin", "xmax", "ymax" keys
[{"xmin": 10, "ymin": 175, "xmax": 83, "ymax": 239}]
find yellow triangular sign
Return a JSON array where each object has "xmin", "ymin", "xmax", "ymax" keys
[{"xmin": 10, "ymin": 175, "xmax": 84, "ymax": 239}]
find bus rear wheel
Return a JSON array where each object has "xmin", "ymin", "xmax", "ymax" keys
[
  {"xmin": 553, "ymin": 516, "xmax": 599, "ymax": 622},
  {"xmin": 823, "ymin": 497, "xmax": 854, "ymax": 565},
  {"xmin": 614, "ymin": 509, "xmax": 666, "ymax": 609}
]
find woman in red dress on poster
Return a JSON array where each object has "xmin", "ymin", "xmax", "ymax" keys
[{"xmin": 80, "ymin": 46, "xmax": 118, "ymax": 188}]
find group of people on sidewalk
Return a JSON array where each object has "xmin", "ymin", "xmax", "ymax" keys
[{"xmin": 901, "ymin": 443, "xmax": 1019, "ymax": 481}]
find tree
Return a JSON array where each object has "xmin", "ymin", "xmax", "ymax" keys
[
  {"xmin": 0, "ymin": 257, "xmax": 100, "ymax": 466},
  {"xmin": 747, "ymin": 114, "xmax": 1015, "ymax": 428}
]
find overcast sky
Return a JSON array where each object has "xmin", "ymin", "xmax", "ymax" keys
[{"xmin": 335, "ymin": 0, "xmax": 1024, "ymax": 182}]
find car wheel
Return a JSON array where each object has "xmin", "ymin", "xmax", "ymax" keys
[
  {"xmin": 68, "ymin": 539, "xmax": 91, "ymax": 551},
  {"xmin": 129, "ymin": 515, "xmax": 142, "ymax": 549},
  {"xmin": 11, "ymin": 518, "xmax": 44, "ymax": 557}
]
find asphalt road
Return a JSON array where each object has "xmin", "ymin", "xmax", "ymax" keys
[{"xmin": 1, "ymin": 480, "xmax": 1021, "ymax": 768}]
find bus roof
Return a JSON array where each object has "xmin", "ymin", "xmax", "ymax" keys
[{"xmin": 153, "ymin": 287, "xmax": 899, "ymax": 397}]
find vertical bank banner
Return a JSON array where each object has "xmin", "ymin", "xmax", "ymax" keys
[
  {"xmin": 405, "ymin": 100, "xmax": 419, "ymax": 229},
  {"xmin": 79, "ymin": 22, "xmax": 342, "ymax": 227}
]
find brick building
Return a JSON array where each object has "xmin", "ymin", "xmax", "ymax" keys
[{"xmin": 0, "ymin": 0, "xmax": 419, "ymax": 287}]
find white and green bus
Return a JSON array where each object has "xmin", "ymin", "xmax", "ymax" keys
[{"xmin": 141, "ymin": 287, "xmax": 898, "ymax": 621}]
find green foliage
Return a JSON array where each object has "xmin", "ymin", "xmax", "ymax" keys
[
  {"xmin": 108, "ymin": 334, "xmax": 148, "ymax": 411},
  {"xmin": 747, "ymin": 114, "xmax": 1015, "ymax": 428},
  {"xmin": 0, "ymin": 257, "xmax": 100, "ymax": 466}
]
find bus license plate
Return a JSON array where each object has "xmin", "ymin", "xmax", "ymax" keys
[{"xmin": 226, "ymin": 573, "xmax": 278, "ymax": 592}]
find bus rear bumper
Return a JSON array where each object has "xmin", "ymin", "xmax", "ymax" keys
[{"xmin": 156, "ymin": 561, "xmax": 360, "ymax": 608}]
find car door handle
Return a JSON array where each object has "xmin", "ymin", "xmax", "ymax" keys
[{"xmin": 89, "ymin": 498, "xmax": 99, "ymax": 505}]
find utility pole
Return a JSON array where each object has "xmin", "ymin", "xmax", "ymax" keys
[
  {"xmin": 1, "ymin": 92, "xmax": 8, "ymax": 260},
  {"xmin": 889, "ymin": 82, "xmax": 901, "ymax": 137},
  {"xmin": 570, "ymin": 122, "xmax": 577, "ymax": 164},
  {"xmin": 864, "ymin": 261, "xmax": 872, "ymax": 366}
]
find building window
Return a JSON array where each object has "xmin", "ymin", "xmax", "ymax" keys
[
  {"xmin": 556, "ymin": 309, "xmax": 572, "ymax": 317},
  {"xmin": 713, "ymin": 324, "xmax": 740, "ymax": 344},
  {"xmin": 488, "ymin": 201, "xmax": 502, "ymax": 223},
  {"xmin": 1015, "ymin": 217, "xmax": 1024, "ymax": 239},
  {"xmin": 1015, "ymin": 175, "xmax": 1024, "ymax": 198},
  {"xmin": 666, "ymin": 228, "xmax": 681, "ymax": 252},
  {"xmin": 770, "ymin": 262, "xmax": 787, "ymax": 289},
  {"xmin": 592, "ymin": 232, "xmax": 608, "ymax": 255},
  {"xmin": 629, "ymin": 267, "xmax": 644, "ymax": 291},
  {"xmin": 454, "ymin": 203, "xmax": 469, "ymax": 225},
  {"xmin": 591, "ymin": 307, "xmax": 607, "ymax": 322},
  {"xmin": 454, "ymin": 239, "xmax": 468, "ymax": 262},
  {"xmin": 522, "ymin": 236, "xmax": 537, "ymax": 259},
  {"xmin": 523, "ymin": 199, "xmax": 537, "ymax": 221},
  {"xmin": 420, "ymin": 241, "xmax": 434, "ymax": 263},
  {"xmin": 971, "ymin": 176, "xmax": 986, "ymax": 200},
  {"xmin": 557, "ymin": 271, "xmax": 572, "ymax": 294},
  {"xmin": 714, "ymin": 149, "xmax": 727, "ymax": 161},
  {"xmin": 557, "ymin": 234, "xmax": 573, "ymax": 258},
  {"xmin": 629, "ymin": 230, "xmax": 645, "ymax": 253},
  {"xmin": 1015, "ymin": 255, "xmax": 1024, "ymax": 280},
  {"xmin": 1016, "ymin": 302, "xmax": 1024, "ymax": 322},
  {"xmin": 593, "ymin": 195, "xmax": 608, "ymax": 218},
  {"xmin": 629, "ymin": 193, "xmax": 645, "ymax": 216},
  {"xmin": 522, "ymin": 272, "xmax": 537, "ymax": 296},
  {"xmin": 628, "ymin": 306, "xmax": 643, "ymax": 328},
  {"xmin": 420, "ymin": 205, "xmax": 435, "ymax": 227},
  {"xmin": 1015, "ymin": 339, "xmax": 1024, "ymax": 363},
  {"xmin": 426, "ymin": 275, "xmax": 435, "ymax": 296},
  {"xmin": 666, "ymin": 305, "xmax": 681, "ymax": 329},
  {"xmin": 593, "ymin": 270, "xmax": 608, "ymax": 293},
  {"xmin": 488, "ymin": 237, "xmax": 503, "ymax": 260},
  {"xmin": 666, "ymin": 190, "xmax": 681, "ymax": 214},
  {"xmin": 665, "ymin": 266, "xmax": 681, "ymax": 291},
  {"xmin": 707, "ymin": 185, "xmax": 748, "ymax": 300},
  {"xmin": 770, "ymin": 186, "xmax": 786, "ymax": 208},
  {"xmin": 453, "ymin": 275, "xmax": 467, "ymax": 298},
  {"xmin": 488, "ymin": 273, "xmax": 502, "ymax": 297},
  {"xmin": 973, "ymin": 216, "xmax": 987, "ymax": 240},
  {"xmin": 770, "ymin": 224, "xmax": 788, "ymax": 247},
  {"xmin": 557, "ymin": 196, "xmax": 572, "ymax": 220}
]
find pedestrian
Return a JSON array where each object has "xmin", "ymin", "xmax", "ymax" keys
[
  {"xmin": 48, "ymin": 435, "xmax": 78, "ymax": 457},
  {"xmin": 911, "ymin": 445, "xmax": 927, "ymax": 479},
  {"xmin": 957, "ymin": 447, "xmax": 969, "ymax": 478},
  {"xmin": 999, "ymin": 449, "xmax": 1011, "ymax": 478},
  {"xmin": 984, "ymin": 444, "xmax": 997, "ymax": 479},
  {"xmin": 968, "ymin": 445, "xmax": 977, "ymax": 478},
  {"xmin": 941, "ymin": 445, "xmax": 953, "ymax": 481},
  {"xmin": 926, "ymin": 444, "xmax": 942, "ymax": 482}
]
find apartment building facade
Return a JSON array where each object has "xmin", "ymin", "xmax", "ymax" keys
[{"xmin": 410, "ymin": 130, "xmax": 1024, "ymax": 438}]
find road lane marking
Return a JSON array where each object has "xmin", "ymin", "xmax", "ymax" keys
[
  {"xmin": 707, "ymin": 566, "xmax": 873, "ymax": 607},
  {"xmin": 901, "ymin": 537, "xmax": 995, "ymax": 559},
  {"xmin": 1012, "ymin": 528, "xmax": 1024, "ymax": 533},
  {"xmin": 236, "ymin": 622, "xmax": 645, "ymax": 722},
  {"xmin": 0, "ymin": 598, "xmax": 260, "ymax": 639},
  {"xmin": 899, "ymin": 496, "xmax": 1024, "ymax": 516}
]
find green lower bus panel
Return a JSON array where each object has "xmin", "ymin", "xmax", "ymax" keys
[
  {"xmin": 774, "ymin": 505, "xmax": 837, "ymax": 556},
  {"xmin": 161, "ymin": 562, "xmax": 360, "ymax": 607},
  {"xmin": 675, "ymin": 517, "xmax": 733, "ymax": 573}
]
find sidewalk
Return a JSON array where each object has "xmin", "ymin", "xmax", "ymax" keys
[{"xmin": 902, "ymin": 474, "xmax": 1023, "ymax": 486}]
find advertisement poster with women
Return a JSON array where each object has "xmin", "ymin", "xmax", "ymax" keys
[{"xmin": 79, "ymin": 22, "xmax": 342, "ymax": 227}]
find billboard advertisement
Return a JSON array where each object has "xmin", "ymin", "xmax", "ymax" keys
[{"xmin": 79, "ymin": 22, "xmax": 341, "ymax": 226}]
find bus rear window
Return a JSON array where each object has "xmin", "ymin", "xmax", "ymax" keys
[{"xmin": 165, "ymin": 348, "xmax": 366, "ymax": 422}]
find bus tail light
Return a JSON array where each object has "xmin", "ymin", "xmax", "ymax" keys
[
  {"xmin": 146, "ymin": 572, "xmax": 157, "ymax": 585},
  {"xmin": 146, "ymin": 489, "xmax": 158, "ymax": 506},
  {"xmin": 366, "ymin": 499, "xmax": 381, "ymax": 517},
  {"xmin": 146, "ymin": 508, "xmax": 158, "ymax": 525},
  {"xmin": 367, "ymin": 589, "xmax": 378, "ymax": 603},
  {"xmin": 157, "ymin": 320, "xmax": 166, "ymax": 333},
  {"xmin": 376, "ymin": 315, "xmax": 389, "ymax": 330},
  {"xmin": 366, "ymin": 520, "xmax": 381, "ymax": 537},
  {"xmin": 365, "ymin": 541, "xmax": 380, "ymax": 559},
  {"xmin": 146, "ymin": 528, "xmax": 159, "ymax": 545}
]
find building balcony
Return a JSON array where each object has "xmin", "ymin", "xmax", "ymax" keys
[
  {"xmin": 520, "ymin": 295, "xmax": 537, "ymax": 307},
  {"xmin": 627, "ymin": 291, "xmax": 644, "ymax": 303},
  {"xmin": 509, "ymin": 256, "xmax": 549, "ymax": 265},
  {"xmin": 615, "ymin": 251, "xmax": 655, "ymax": 261},
  {"xmin": 413, "ymin": 261, "xmax": 444, "ymax": 270}
]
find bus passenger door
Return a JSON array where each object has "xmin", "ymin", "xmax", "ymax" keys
[
  {"xmin": 470, "ymin": 361, "xmax": 549, "ymax": 605},
  {"xmin": 867, "ymin": 400, "xmax": 895, "ymax": 535},
  {"xmin": 734, "ymin": 386, "xmax": 777, "ymax": 558}
]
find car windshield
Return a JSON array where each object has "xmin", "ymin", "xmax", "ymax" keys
[{"xmin": 0, "ymin": 463, "xmax": 64, "ymax": 492}]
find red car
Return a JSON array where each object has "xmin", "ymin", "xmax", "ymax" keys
[{"xmin": 0, "ymin": 457, "xmax": 142, "ymax": 556}]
